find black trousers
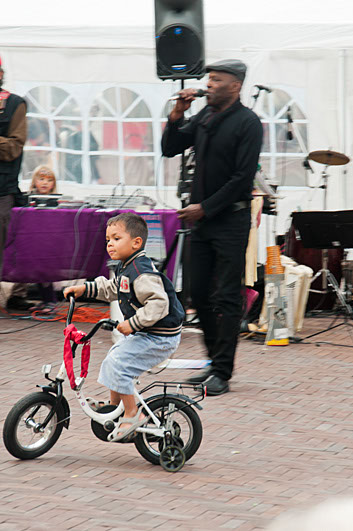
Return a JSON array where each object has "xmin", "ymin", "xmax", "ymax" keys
[{"xmin": 190, "ymin": 208, "xmax": 251, "ymax": 381}]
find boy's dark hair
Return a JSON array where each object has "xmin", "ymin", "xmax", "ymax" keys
[{"xmin": 107, "ymin": 213, "xmax": 148, "ymax": 248}]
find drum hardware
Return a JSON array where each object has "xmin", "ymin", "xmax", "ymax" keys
[
  {"xmin": 307, "ymin": 149, "xmax": 350, "ymax": 210},
  {"xmin": 291, "ymin": 210, "xmax": 353, "ymax": 345},
  {"xmin": 340, "ymin": 256, "xmax": 353, "ymax": 304},
  {"xmin": 308, "ymin": 149, "xmax": 350, "ymax": 166},
  {"xmin": 304, "ymin": 149, "xmax": 351, "ymax": 291}
]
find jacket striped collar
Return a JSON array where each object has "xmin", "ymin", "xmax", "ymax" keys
[{"xmin": 122, "ymin": 249, "xmax": 146, "ymax": 269}]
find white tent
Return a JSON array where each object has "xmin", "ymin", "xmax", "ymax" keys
[{"xmin": 1, "ymin": 22, "xmax": 353, "ymax": 244}]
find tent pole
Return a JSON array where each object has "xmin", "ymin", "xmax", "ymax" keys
[{"xmin": 338, "ymin": 49, "xmax": 347, "ymax": 210}]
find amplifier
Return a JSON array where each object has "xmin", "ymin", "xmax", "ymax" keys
[
  {"xmin": 85, "ymin": 195, "xmax": 155, "ymax": 209},
  {"xmin": 28, "ymin": 194, "xmax": 66, "ymax": 207}
]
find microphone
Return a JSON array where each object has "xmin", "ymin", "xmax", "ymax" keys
[
  {"xmin": 169, "ymin": 89, "xmax": 208, "ymax": 101},
  {"xmin": 287, "ymin": 106, "xmax": 293, "ymax": 141},
  {"xmin": 255, "ymin": 84, "xmax": 272, "ymax": 93}
]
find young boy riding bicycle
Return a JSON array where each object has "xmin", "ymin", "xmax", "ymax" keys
[{"xmin": 64, "ymin": 212, "xmax": 184, "ymax": 441}]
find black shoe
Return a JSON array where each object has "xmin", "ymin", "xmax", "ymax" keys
[
  {"xmin": 204, "ymin": 375, "xmax": 229, "ymax": 396},
  {"xmin": 184, "ymin": 365, "xmax": 212, "ymax": 384},
  {"xmin": 6, "ymin": 296, "xmax": 32, "ymax": 311}
]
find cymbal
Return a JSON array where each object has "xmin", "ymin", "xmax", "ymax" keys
[{"xmin": 308, "ymin": 149, "xmax": 350, "ymax": 166}]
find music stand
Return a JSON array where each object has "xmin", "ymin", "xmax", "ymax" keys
[{"xmin": 292, "ymin": 210, "xmax": 353, "ymax": 342}]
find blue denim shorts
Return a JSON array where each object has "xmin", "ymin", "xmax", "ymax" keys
[{"xmin": 97, "ymin": 331, "xmax": 181, "ymax": 395}]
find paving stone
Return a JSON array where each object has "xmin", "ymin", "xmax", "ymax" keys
[{"xmin": 2, "ymin": 309, "xmax": 353, "ymax": 529}]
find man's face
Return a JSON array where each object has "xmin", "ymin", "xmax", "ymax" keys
[{"xmin": 206, "ymin": 71, "xmax": 241, "ymax": 109}]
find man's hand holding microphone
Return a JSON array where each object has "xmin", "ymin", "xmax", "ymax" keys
[{"xmin": 169, "ymin": 88, "xmax": 207, "ymax": 122}]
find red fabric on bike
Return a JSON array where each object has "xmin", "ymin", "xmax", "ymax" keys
[{"xmin": 63, "ymin": 324, "xmax": 91, "ymax": 390}]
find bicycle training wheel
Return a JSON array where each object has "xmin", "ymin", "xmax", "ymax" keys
[
  {"xmin": 134, "ymin": 396, "xmax": 202, "ymax": 466},
  {"xmin": 3, "ymin": 392, "xmax": 66, "ymax": 460}
]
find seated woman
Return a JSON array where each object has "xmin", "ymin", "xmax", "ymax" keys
[{"xmin": 29, "ymin": 165, "xmax": 58, "ymax": 314}]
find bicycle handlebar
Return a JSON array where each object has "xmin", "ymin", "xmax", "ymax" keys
[
  {"xmin": 66, "ymin": 295, "xmax": 76, "ymax": 327},
  {"xmin": 66, "ymin": 295, "xmax": 119, "ymax": 347}
]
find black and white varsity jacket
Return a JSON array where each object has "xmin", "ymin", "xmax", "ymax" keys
[{"xmin": 84, "ymin": 250, "xmax": 184, "ymax": 336}]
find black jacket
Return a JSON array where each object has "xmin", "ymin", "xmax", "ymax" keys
[
  {"xmin": 162, "ymin": 99, "xmax": 263, "ymax": 219},
  {"xmin": 0, "ymin": 94, "xmax": 26, "ymax": 196}
]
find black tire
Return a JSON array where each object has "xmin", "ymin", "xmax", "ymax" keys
[
  {"xmin": 3, "ymin": 392, "xmax": 65, "ymax": 460},
  {"xmin": 159, "ymin": 445, "xmax": 186, "ymax": 473},
  {"xmin": 134, "ymin": 397, "xmax": 202, "ymax": 466}
]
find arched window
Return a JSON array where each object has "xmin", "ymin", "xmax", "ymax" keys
[
  {"xmin": 256, "ymin": 89, "xmax": 308, "ymax": 187},
  {"xmin": 89, "ymin": 87, "xmax": 154, "ymax": 187},
  {"xmin": 22, "ymin": 86, "xmax": 82, "ymax": 182}
]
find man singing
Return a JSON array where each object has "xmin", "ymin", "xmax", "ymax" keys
[{"xmin": 162, "ymin": 59, "xmax": 263, "ymax": 395}]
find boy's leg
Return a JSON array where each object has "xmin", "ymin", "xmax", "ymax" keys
[
  {"xmin": 117, "ymin": 393, "xmax": 145, "ymax": 433},
  {"xmin": 100, "ymin": 333, "xmax": 180, "ymax": 437},
  {"xmin": 99, "ymin": 332, "xmax": 180, "ymax": 397},
  {"xmin": 110, "ymin": 390, "xmax": 122, "ymax": 406}
]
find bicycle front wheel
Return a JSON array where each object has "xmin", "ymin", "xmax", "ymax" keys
[
  {"xmin": 134, "ymin": 396, "xmax": 203, "ymax": 465},
  {"xmin": 3, "ymin": 392, "xmax": 66, "ymax": 460}
]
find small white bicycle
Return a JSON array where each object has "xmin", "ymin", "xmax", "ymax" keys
[{"xmin": 3, "ymin": 296, "xmax": 205, "ymax": 472}]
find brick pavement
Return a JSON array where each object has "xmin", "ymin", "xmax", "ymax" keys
[{"xmin": 1, "ymin": 307, "xmax": 353, "ymax": 530}]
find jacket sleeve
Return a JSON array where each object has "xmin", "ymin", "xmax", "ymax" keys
[
  {"xmin": 161, "ymin": 114, "xmax": 197, "ymax": 157},
  {"xmin": 128, "ymin": 274, "xmax": 169, "ymax": 332},
  {"xmin": 0, "ymin": 103, "xmax": 27, "ymax": 162},
  {"xmin": 201, "ymin": 117, "xmax": 263, "ymax": 218},
  {"xmin": 84, "ymin": 276, "xmax": 118, "ymax": 303}
]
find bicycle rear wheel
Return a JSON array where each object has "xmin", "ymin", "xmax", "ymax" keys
[
  {"xmin": 134, "ymin": 396, "xmax": 202, "ymax": 465},
  {"xmin": 3, "ymin": 392, "xmax": 66, "ymax": 460}
]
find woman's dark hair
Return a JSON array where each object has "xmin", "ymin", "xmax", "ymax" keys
[{"xmin": 107, "ymin": 213, "xmax": 148, "ymax": 248}]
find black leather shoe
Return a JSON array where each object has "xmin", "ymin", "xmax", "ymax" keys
[
  {"xmin": 204, "ymin": 375, "xmax": 229, "ymax": 396},
  {"xmin": 184, "ymin": 365, "xmax": 212, "ymax": 384}
]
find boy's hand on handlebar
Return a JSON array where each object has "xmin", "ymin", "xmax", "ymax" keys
[
  {"xmin": 117, "ymin": 320, "xmax": 133, "ymax": 336},
  {"xmin": 63, "ymin": 285, "xmax": 86, "ymax": 300}
]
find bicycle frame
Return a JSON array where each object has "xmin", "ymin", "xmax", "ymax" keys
[{"xmin": 40, "ymin": 296, "xmax": 204, "ymax": 443}]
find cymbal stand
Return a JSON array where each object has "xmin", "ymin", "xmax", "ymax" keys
[
  {"xmin": 309, "ymin": 165, "xmax": 330, "ymax": 291},
  {"xmin": 321, "ymin": 165, "xmax": 329, "ymax": 210},
  {"xmin": 305, "ymin": 165, "xmax": 353, "ymax": 341}
]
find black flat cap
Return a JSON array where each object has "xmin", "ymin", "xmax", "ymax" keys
[{"xmin": 205, "ymin": 59, "xmax": 247, "ymax": 81}]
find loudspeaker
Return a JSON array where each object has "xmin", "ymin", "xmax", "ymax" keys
[{"xmin": 154, "ymin": 0, "xmax": 205, "ymax": 80}]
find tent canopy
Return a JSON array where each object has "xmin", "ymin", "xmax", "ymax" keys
[{"xmin": 1, "ymin": 21, "xmax": 353, "ymax": 237}]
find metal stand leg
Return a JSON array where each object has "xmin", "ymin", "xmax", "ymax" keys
[
  {"xmin": 172, "ymin": 229, "xmax": 189, "ymax": 287},
  {"xmin": 302, "ymin": 268, "xmax": 353, "ymax": 343}
]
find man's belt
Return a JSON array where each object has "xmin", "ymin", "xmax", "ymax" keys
[{"xmin": 233, "ymin": 200, "xmax": 252, "ymax": 212}]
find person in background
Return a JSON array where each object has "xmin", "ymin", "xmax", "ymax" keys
[
  {"xmin": 0, "ymin": 55, "xmax": 31, "ymax": 311},
  {"xmin": 29, "ymin": 164, "xmax": 57, "ymax": 194},
  {"xmin": 162, "ymin": 59, "xmax": 263, "ymax": 396},
  {"xmin": 28, "ymin": 165, "xmax": 58, "ymax": 314}
]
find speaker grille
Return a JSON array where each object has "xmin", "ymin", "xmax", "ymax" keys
[{"xmin": 156, "ymin": 25, "xmax": 204, "ymax": 78}]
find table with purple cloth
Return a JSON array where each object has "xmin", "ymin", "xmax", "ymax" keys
[{"xmin": 2, "ymin": 208, "xmax": 180, "ymax": 283}]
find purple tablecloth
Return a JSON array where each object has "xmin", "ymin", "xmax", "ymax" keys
[{"xmin": 2, "ymin": 208, "xmax": 180, "ymax": 283}]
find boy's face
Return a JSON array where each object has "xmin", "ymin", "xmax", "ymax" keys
[{"xmin": 106, "ymin": 221, "xmax": 142, "ymax": 262}]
